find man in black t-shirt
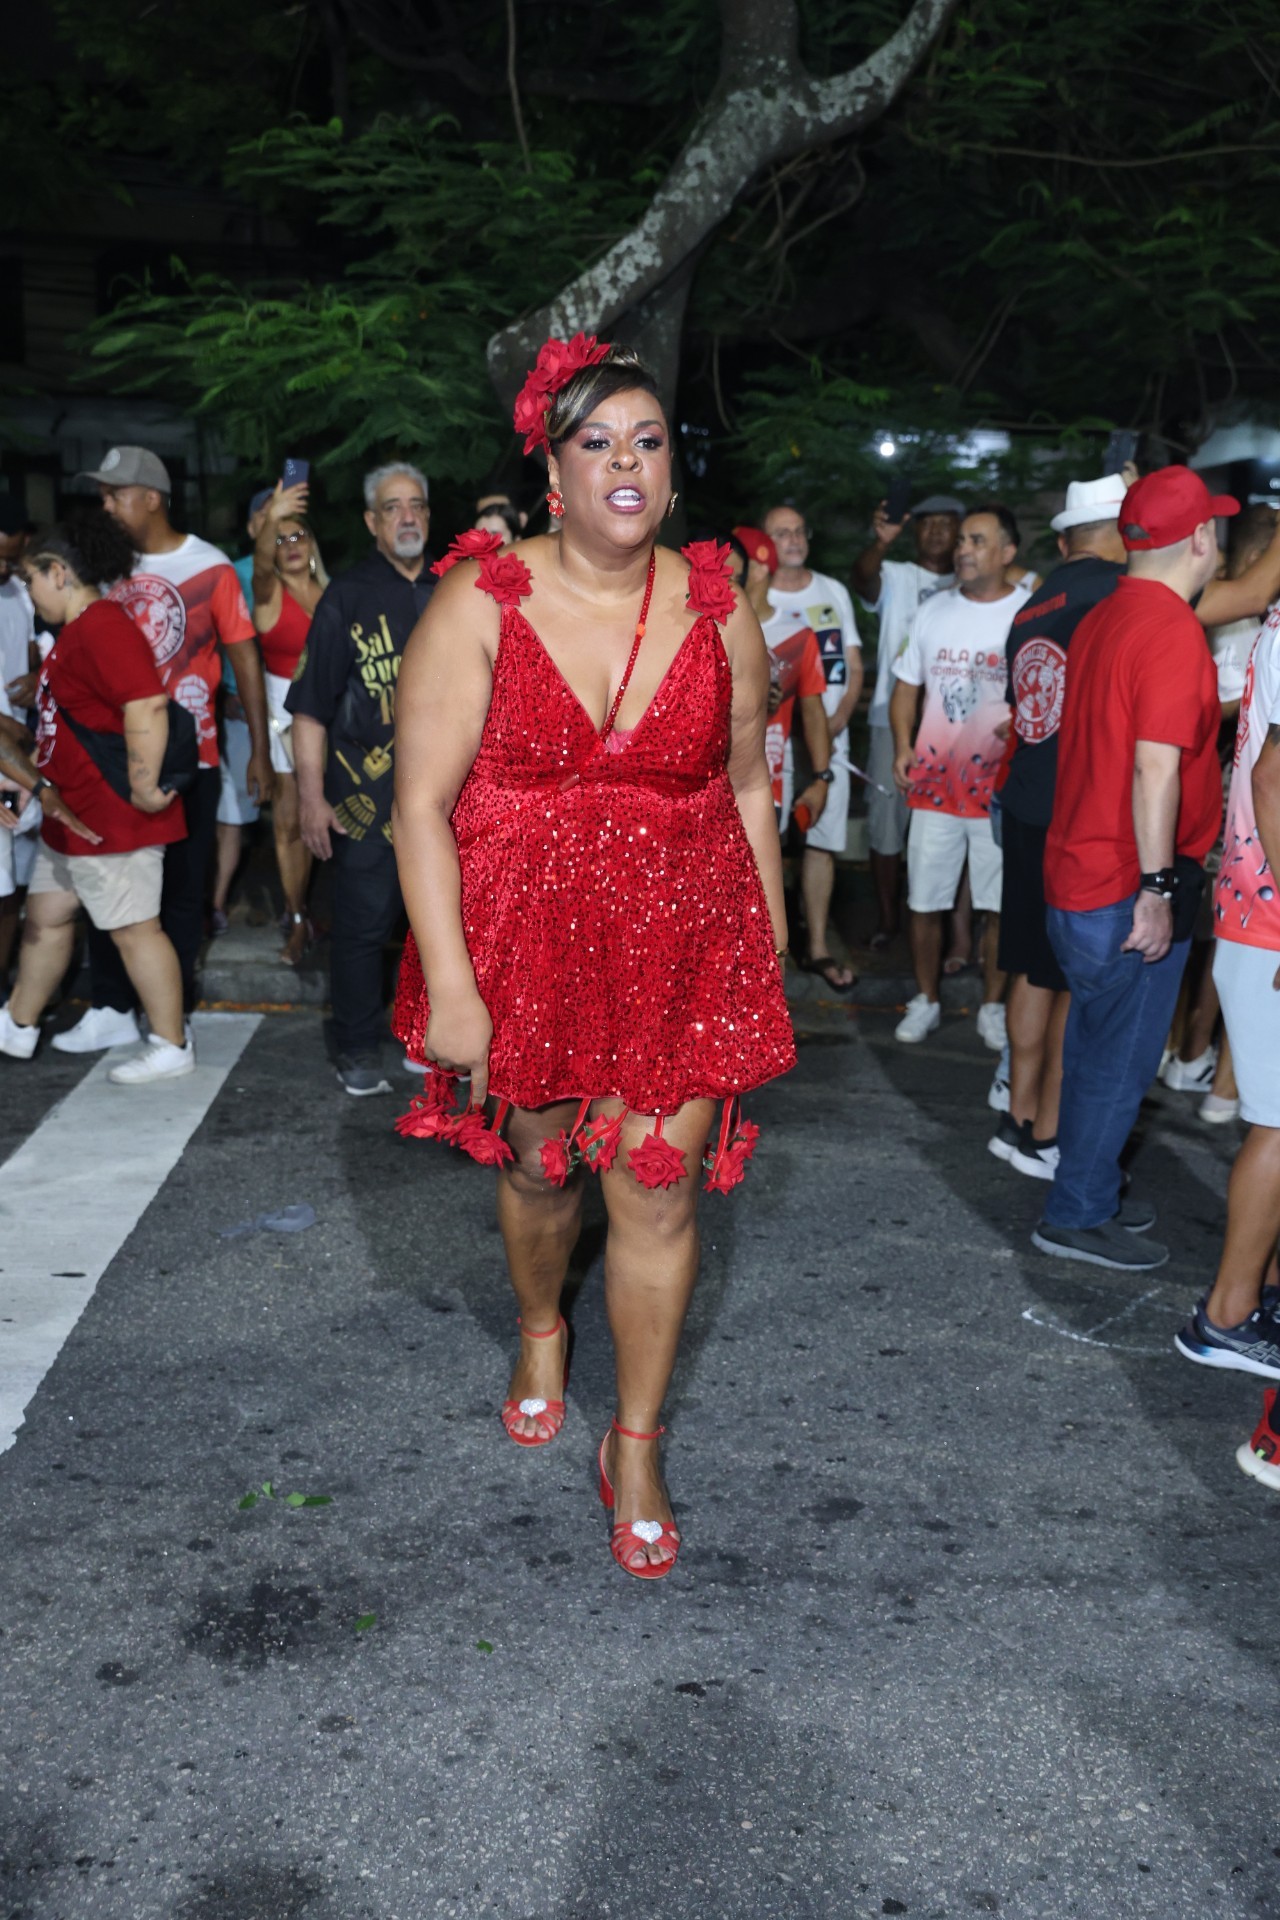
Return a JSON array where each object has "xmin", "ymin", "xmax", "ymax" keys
[
  {"xmin": 989, "ymin": 475, "xmax": 1127, "ymax": 1177},
  {"xmin": 288, "ymin": 462, "xmax": 434, "ymax": 1095}
]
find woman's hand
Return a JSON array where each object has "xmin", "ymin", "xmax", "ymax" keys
[
  {"xmin": 268, "ymin": 479, "xmax": 310, "ymax": 523},
  {"xmin": 424, "ymin": 989, "xmax": 493, "ymax": 1107}
]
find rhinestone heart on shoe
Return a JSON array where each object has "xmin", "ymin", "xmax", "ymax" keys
[{"xmin": 500, "ymin": 1317, "xmax": 569, "ymax": 1449}]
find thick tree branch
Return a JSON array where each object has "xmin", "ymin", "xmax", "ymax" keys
[{"xmin": 486, "ymin": 0, "xmax": 959, "ymax": 402}]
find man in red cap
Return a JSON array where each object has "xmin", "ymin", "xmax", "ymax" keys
[{"xmin": 1033, "ymin": 467, "xmax": 1235, "ymax": 1270}]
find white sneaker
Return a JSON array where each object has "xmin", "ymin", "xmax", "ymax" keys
[
  {"xmin": 895, "ymin": 994, "xmax": 941, "ymax": 1043},
  {"xmin": 108, "ymin": 1035, "xmax": 196, "ymax": 1085},
  {"xmin": 976, "ymin": 1001, "xmax": 1007, "ymax": 1052},
  {"xmin": 52, "ymin": 1006, "xmax": 140, "ymax": 1053},
  {"xmin": 1010, "ymin": 1136, "xmax": 1060, "ymax": 1180},
  {"xmin": 1161, "ymin": 1047, "xmax": 1217, "ymax": 1093},
  {"xmin": 0, "ymin": 1003, "xmax": 39, "ymax": 1060},
  {"xmin": 1199, "ymin": 1092, "xmax": 1241, "ymax": 1124},
  {"xmin": 403, "ymin": 1053, "xmax": 428, "ymax": 1075},
  {"xmin": 987, "ymin": 1040, "xmax": 1011, "ymax": 1112}
]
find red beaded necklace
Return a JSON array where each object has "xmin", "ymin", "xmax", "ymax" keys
[{"xmin": 598, "ymin": 547, "xmax": 657, "ymax": 745}]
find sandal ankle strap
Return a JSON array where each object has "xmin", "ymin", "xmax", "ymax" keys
[
  {"xmin": 611, "ymin": 1418, "xmax": 665, "ymax": 1442},
  {"xmin": 518, "ymin": 1315, "xmax": 566, "ymax": 1340}
]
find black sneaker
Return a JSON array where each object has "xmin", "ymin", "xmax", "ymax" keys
[
  {"xmin": 335, "ymin": 1053, "xmax": 393, "ymax": 1097},
  {"xmin": 1114, "ymin": 1197, "xmax": 1156, "ymax": 1234},
  {"xmin": 1174, "ymin": 1303, "xmax": 1280, "ymax": 1380},
  {"xmin": 1031, "ymin": 1218, "xmax": 1169, "ymax": 1271},
  {"xmin": 988, "ymin": 1114, "xmax": 1025, "ymax": 1163}
]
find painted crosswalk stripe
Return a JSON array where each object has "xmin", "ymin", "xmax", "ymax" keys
[{"xmin": 0, "ymin": 1012, "xmax": 260, "ymax": 1455}]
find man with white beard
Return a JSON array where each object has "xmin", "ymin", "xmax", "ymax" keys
[{"xmin": 289, "ymin": 463, "xmax": 434, "ymax": 1095}]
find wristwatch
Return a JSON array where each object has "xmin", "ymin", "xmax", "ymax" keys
[
  {"xmin": 815, "ymin": 768, "xmax": 836, "ymax": 785},
  {"xmin": 1139, "ymin": 868, "xmax": 1176, "ymax": 899},
  {"xmin": 30, "ymin": 776, "xmax": 49, "ymax": 799}
]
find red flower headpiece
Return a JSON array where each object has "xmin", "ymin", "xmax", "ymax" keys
[{"xmin": 513, "ymin": 332, "xmax": 612, "ymax": 456}]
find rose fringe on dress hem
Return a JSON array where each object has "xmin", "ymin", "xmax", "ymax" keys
[{"xmin": 396, "ymin": 1071, "xmax": 759, "ymax": 1194}]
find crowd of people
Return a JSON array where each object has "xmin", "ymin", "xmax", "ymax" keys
[{"xmin": 4, "ymin": 357, "xmax": 1280, "ymax": 1536}]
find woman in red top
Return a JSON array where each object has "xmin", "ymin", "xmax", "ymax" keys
[
  {"xmin": 391, "ymin": 338, "xmax": 793, "ymax": 1579},
  {"xmin": 0, "ymin": 511, "xmax": 192, "ymax": 1083},
  {"xmin": 251, "ymin": 482, "xmax": 327, "ymax": 966}
]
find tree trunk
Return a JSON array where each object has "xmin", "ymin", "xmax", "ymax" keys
[{"xmin": 486, "ymin": 0, "xmax": 959, "ymax": 405}]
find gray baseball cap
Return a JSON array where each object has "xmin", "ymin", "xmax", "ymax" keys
[
  {"xmin": 910, "ymin": 493, "xmax": 965, "ymax": 517},
  {"xmin": 76, "ymin": 445, "xmax": 172, "ymax": 492}
]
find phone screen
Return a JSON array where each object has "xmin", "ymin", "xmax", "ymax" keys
[
  {"xmin": 281, "ymin": 458, "xmax": 310, "ymax": 490},
  {"xmin": 885, "ymin": 475, "xmax": 913, "ymax": 523}
]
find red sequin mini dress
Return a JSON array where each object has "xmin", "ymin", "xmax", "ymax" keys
[{"xmin": 392, "ymin": 538, "xmax": 795, "ymax": 1192}]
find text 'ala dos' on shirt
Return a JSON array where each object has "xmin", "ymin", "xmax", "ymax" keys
[
  {"xmin": 860, "ymin": 558, "xmax": 956, "ymax": 729},
  {"xmin": 892, "ymin": 586, "xmax": 1018, "ymax": 819},
  {"xmin": 285, "ymin": 549, "xmax": 434, "ymax": 844},
  {"xmin": 1044, "ymin": 576, "xmax": 1221, "ymax": 913},
  {"xmin": 108, "ymin": 534, "xmax": 254, "ymax": 770},
  {"xmin": 766, "ymin": 570, "xmax": 860, "ymax": 725},
  {"xmin": 1000, "ymin": 554, "xmax": 1124, "ymax": 829},
  {"xmin": 1217, "ymin": 606, "xmax": 1280, "ymax": 949}
]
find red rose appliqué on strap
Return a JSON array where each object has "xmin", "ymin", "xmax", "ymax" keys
[
  {"xmin": 627, "ymin": 1114, "xmax": 688, "ymax": 1190},
  {"xmin": 431, "ymin": 530, "xmax": 503, "ymax": 578},
  {"xmin": 682, "ymin": 540, "xmax": 736, "ymax": 625},
  {"xmin": 476, "ymin": 549, "xmax": 533, "ymax": 607}
]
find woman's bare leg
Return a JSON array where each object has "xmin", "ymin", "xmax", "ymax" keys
[
  {"xmin": 497, "ymin": 1098, "xmax": 584, "ymax": 1438},
  {"xmin": 1007, "ymin": 973, "xmax": 1051, "ymax": 1127},
  {"xmin": 1032, "ymin": 990, "xmax": 1070, "ymax": 1141},
  {"xmin": 8, "ymin": 888, "xmax": 79, "ymax": 1026},
  {"xmin": 598, "ymin": 1098, "xmax": 715, "ymax": 1571},
  {"xmin": 273, "ymin": 773, "xmax": 313, "ymax": 958},
  {"xmin": 110, "ymin": 918, "xmax": 184, "ymax": 1046}
]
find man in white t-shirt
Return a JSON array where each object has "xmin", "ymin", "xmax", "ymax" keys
[
  {"xmin": 763, "ymin": 503, "xmax": 863, "ymax": 992},
  {"xmin": 852, "ymin": 493, "xmax": 963, "ymax": 948},
  {"xmin": 890, "ymin": 505, "xmax": 1024, "ymax": 1045}
]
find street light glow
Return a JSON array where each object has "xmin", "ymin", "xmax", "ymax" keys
[{"xmin": 879, "ymin": 438, "xmax": 897, "ymax": 458}]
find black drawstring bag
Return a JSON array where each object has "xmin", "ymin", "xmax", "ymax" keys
[{"xmin": 58, "ymin": 700, "xmax": 199, "ymax": 801}]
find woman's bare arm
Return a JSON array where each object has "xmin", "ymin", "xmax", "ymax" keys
[
  {"xmin": 392, "ymin": 563, "xmax": 500, "ymax": 1098},
  {"xmin": 721, "ymin": 591, "xmax": 788, "ymax": 952}
]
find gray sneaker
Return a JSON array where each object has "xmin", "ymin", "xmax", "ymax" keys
[
  {"xmin": 335, "ymin": 1053, "xmax": 393, "ymax": 1097},
  {"xmin": 1031, "ymin": 1217, "xmax": 1169, "ymax": 1270},
  {"xmin": 1115, "ymin": 1196, "xmax": 1156, "ymax": 1234}
]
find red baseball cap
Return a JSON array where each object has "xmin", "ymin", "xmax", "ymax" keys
[
  {"xmin": 733, "ymin": 524, "xmax": 779, "ymax": 573},
  {"xmin": 1120, "ymin": 465, "xmax": 1239, "ymax": 551}
]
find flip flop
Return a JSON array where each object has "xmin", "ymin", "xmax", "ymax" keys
[
  {"xmin": 942, "ymin": 956, "xmax": 976, "ymax": 976},
  {"xmin": 868, "ymin": 930, "xmax": 896, "ymax": 952},
  {"xmin": 803, "ymin": 955, "xmax": 858, "ymax": 994}
]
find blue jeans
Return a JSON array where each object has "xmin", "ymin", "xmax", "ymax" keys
[{"xmin": 1043, "ymin": 897, "xmax": 1191, "ymax": 1230}]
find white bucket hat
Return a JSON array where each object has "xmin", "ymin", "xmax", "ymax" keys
[{"xmin": 1050, "ymin": 473, "xmax": 1128, "ymax": 533}]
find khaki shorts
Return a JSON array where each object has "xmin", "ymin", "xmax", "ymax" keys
[{"xmin": 28, "ymin": 841, "xmax": 164, "ymax": 931}]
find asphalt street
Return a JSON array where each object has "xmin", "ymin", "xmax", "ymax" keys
[{"xmin": 0, "ymin": 997, "xmax": 1275, "ymax": 1920}]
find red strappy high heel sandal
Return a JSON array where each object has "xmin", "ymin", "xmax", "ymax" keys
[
  {"xmin": 597, "ymin": 1418, "xmax": 681, "ymax": 1579},
  {"xmin": 500, "ymin": 1316, "xmax": 569, "ymax": 1447}
]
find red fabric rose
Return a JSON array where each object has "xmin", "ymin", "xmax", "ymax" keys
[
  {"xmin": 512, "ymin": 332, "xmax": 611, "ymax": 454},
  {"xmin": 451, "ymin": 1106, "xmax": 515, "ymax": 1169},
  {"xmin": 431, "ymin": 530, "xmax": 503, "ymax": 579},
  {"xmin": 627, "ymin": 1117, "xmax": 688, "ymax": 1191},
  {"xmin": 395, "ymin": 1100, "xmax": 458, "ymax": 1141},
  {"xmin": 579, "ymin": 1110, "xmax": 626, "ymax": 1174},
  {"xmin": 682, "ymin": 540, "xmax": 736, "ymax": 624},
  {"xmin": 476, "ymin": 549, "xmax": 533, "ymax": 607},
  {"xmin": 539, "ymin": 1132, "xmax": 576, "ymax": 1187}
]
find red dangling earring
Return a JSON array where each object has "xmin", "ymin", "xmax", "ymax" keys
[{"xmin": 547, "ymin": 487, "xmax": 564, "ymax": 518}]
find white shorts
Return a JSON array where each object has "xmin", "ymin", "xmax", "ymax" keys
[
  {"xmin": 805, "ymin": 751, "xmax": 850, "ymax": 856},
  {"xmin": 266, "ymin": 670, "xmax": 296, "ymax": 776},
  {"xmin": 28, "ymin": 841, "xmax": 164, "ymax": 931},
  {"xmin": 866, "ymin": 725, "xmax": 909, "ymax": 857},
  {"xmin": 907, "ymin": 809, "xmax": 1003, "ymax": 914},
  {"xmin": 1215, "ymin": 939, "xmax": 1280, "ymax": 1127},
  {"xmin": 217, "ymin": 717, "xmax": 259, "ymax": 826}
]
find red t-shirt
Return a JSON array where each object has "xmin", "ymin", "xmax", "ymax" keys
[
  {"xmin": 109, "ymin": 535, "xmax": 255, "ymax": 768},
  {"xmin": 258, "ymin": 587, "xmax": 312, "ymax": 681},
  {"xmin": 35, "ymin": 599, "xmax": 188, "ymax": 857},
  {"xmin": 1044, "ymin": 576, "xmax": 1221, "ymax": 911}
]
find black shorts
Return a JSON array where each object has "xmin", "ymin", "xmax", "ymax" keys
[{"xmin": 998, "ymin": 809, "xmax": 1068, "ymax": 992}]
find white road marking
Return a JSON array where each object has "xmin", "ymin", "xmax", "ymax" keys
[
  {"xmin": 0, "ymin": 1013, "xmax": 260, "ymax": 1455},
  {"xmin": 1021, "ymin": 1287, "xmax": 1168, "ymax": 1356}
]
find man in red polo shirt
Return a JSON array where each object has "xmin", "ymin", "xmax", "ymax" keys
[{"xmin": 1033, "ymin": 467, "xmax": 1232, "ymax": 1270}]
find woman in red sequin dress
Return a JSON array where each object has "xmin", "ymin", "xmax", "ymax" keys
[{"xmin": 391, "ymin": 339, "xmax": 814, "ymax": 1578}]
